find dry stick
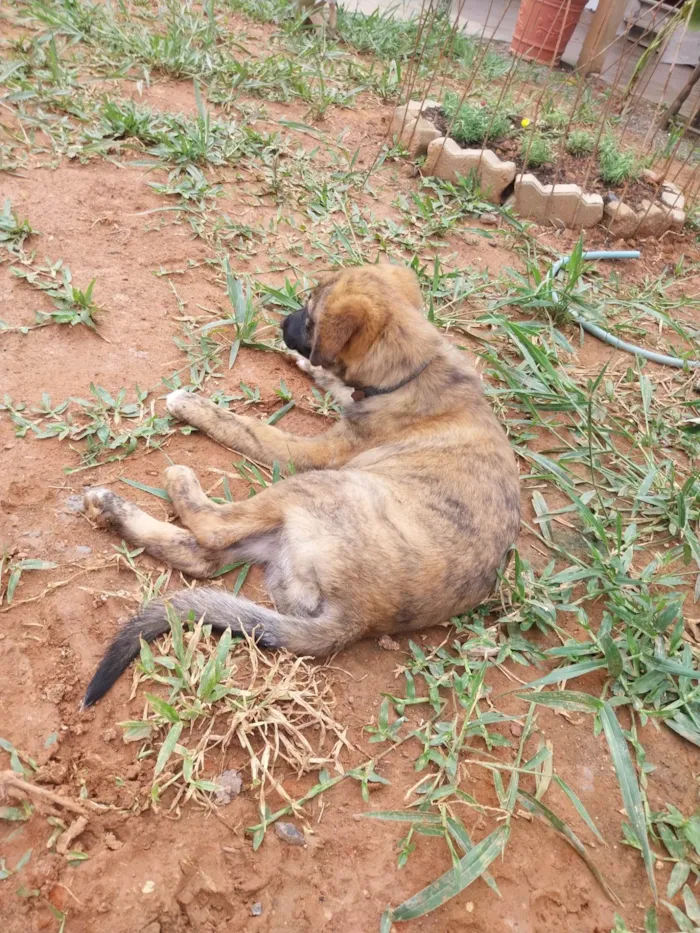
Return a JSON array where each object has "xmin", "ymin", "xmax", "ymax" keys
[
  {"xmin": 615, "ymin": 18, "xmax": 686, "ymax": 158},
  {"xmin": 517, "ymin": 0, "xmax": 588, "ymax": 221},
  {"xmin": 562, "ymin": 20, "xmax": 651, "ymax": 231},
  {"xmin": 428, "ymin": 0, "xmax": 522, "ymax": 172},
  {"xmin": 436, "ymin": 0, "xmax": 501, "ymax": 102},
  {"xmin": 363, "ymin": 0, "xmax": 432, "ymax": 182},
  {"xmin": 1, "ymin": 771, "xmax": 91, "ymax": 816},
  {"xmin": 394, "ymin": 0, "xmax": 435, "ymax": 141},
  {"xmin": 631, "ymin": 94, "xmax": 700, "ymax": 236},
  {"xmin": 405, "ymin": 0, "xmax": 472, "ymax": 153}
]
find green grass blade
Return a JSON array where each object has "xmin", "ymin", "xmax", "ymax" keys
[
  {"xmin": 600, "ymin": 702, "xmax": 657, "ymax": 901},
  {"xmin": 389, "ymin": 824, "xmax": 509, "ymax": 921},
  {"xmin": 266, "ymin": 400, "xmax": 295, "ymax": 425},
  {"xmin": 518, "ymin": 791, "xmax": 620, "ymax": 905},
  {"xmin": 552, "ymin": 775, "xmax": 605, "ymax": 844},
  {"xmin": 120, "ymin": 478, "xmax": 171, "ymax": 500},
  {"xmin": 154, "ymin": 721, "xmax": 182, "ymax": 778},
  {"xmin": 516, "ymin": 690, "xmax": 603, "ymax": 713},
  {"xmin": 522, "ymin": 660, "xmax": 607, "ymax": 691}
]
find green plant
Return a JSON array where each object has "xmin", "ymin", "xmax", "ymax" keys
[
  {"xmin": 442, "ymin": 91, "xmax": 512, "ymax": 146},
  {"xmin": 566, "ymin": 129, "xmax": 595, "ymax": 157},
  {"xmin": 599, "ymin": 135, "xmax": 640, "ymax": 185},
  {"xmin": 0, "ymin": 199, "xmax": 35, "ymax": 256},
  {"xmin": 521, "ymin": 132, "xmax": 552, "ymax": 168}
]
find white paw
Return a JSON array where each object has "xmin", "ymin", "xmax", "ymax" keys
[
  {"xmin": 165, "ymin": 388, "xmax": 192, "ymax": 418},
  {"xmin": 295, "ymin": 357, "xmax": 312, "ymax": 374},
  {"xmin": 83, "ymin": 487, "xmax": 112, "ymax": 522}
]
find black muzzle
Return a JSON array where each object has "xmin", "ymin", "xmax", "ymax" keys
[{"xmin": 282, "ymin": 307, "xmax": 312, "ymax": 359}]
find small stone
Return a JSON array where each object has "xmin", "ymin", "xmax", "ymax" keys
[
  {"xmin": 251, "ymin": 902, "xmax": 263, "ymax": 917},
  {"xmin": 510, "ymin": 722, "xmax": 523, "ymax": 737},
  {"xmin": 660, "ymin": 188, "xmax": 684, "ymax": 210},
  {"xmin": 74, "ymin": 545, "xmax": 92, "ymax": 557},
  {"xmin": 142, "ymin": 881, "xmax": 155, "ymax": 895},
  {"xmin": 104, "ymin": 832, "xmax": 122, "ymax": 851},
  {"xmin": 637, "ymin": 199, "xmax": 671, "ymax": 237},
  {"xmin": 275, "ymin": 822, "xmax": 306, "ymax": 846},
  {"xmin": 125, "ymin": 763, "xmax": 141, "ymax": 780},
  {"xmin": 21, "ymin": 530, "xmax": 42, "ymax": 539},
  {"xmin": 641, "ymin": 168, "xmax": 661, "ymax": 184},
  {"xmin": 214, "ymin": 769, "xmax": 242, "ymax": 805},
  {"xmin": 378, "ymin": 635, "xmax": 401, "ymax": 651},
  {"xmin": 479, "ymin": 211, "xmax": 500, "ymax": 225}
]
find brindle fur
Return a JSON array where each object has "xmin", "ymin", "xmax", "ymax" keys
[{"xmin": 82, "ymin": 264, "xmax": 520, "ymax": 707}]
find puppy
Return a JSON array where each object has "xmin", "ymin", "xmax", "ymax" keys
[{"xmin": 81, "ymin": 264, "xmax": 519, "ymax": 707}]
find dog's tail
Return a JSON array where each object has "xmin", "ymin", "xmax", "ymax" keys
[{"xmin": 82, "ymin": 588, "xmax": 340, "ymax": 709}]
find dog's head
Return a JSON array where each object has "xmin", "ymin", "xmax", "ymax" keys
[{"xmin": 282, "ymin": 264, "xmax": 434, "ymax": 389}]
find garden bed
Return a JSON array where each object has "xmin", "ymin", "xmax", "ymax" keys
[{"xmin": 394, "ymin": 97, "xmax": 688, "ymax": 236}]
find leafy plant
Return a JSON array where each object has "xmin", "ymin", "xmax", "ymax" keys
[
  {"xmin": 442, "ymin": 91, "xmax": 512, "ymax": 146},
  {"xmin": 599, "ymin": 135, "xmax": 640, "ymax": 185},
  {"xmin": 521, "ymin": 132, "xmax": 552, "ymax": 168},
  {"xmin": 566, "ymin": 129, "xmax": 595, "ymax": 157}
]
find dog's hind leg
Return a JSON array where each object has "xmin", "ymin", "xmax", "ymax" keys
[
  {"xmin": 83, "ymin": 488, "xmax": 249, "ymax": 578},
  {"xmin": 162, "ymin": 464, "xmax": 292, "ymax": 550}
]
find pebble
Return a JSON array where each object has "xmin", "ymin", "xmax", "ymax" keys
[
  {"xmin": 250, "ymin": 902, "xmax": 263, "ymax": 917},
  {"xmin": 510, "ymin": 722, "xmax": 523, "ymax": 738},
  {"xmin": 275, "ymin": 822, "xmax": 306, "ymax": 846},
  {"xmin": 74, "ymin": 545, "xmax": 92, "ymax": 557},
  {"xmin": 480, "ymin": 211, "xmax": 500, "ymax": 225},
  {"xmin": 378, "ymin": 634, "xmax": 400, "ymax": 651},
  {"xmin": 641, "ymin": 168, "xmax": 661, "ymax": 184},
  {"xmin": 214, "ymin": 769, "xmax": 242, "ymax": 805}
]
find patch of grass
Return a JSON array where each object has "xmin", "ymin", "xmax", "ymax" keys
[
  {"xmin": 442, "ymin": 91, "xmax": 512, "ymax": 147},
  {"xmin": 566, "ymin": 128, "xmax": 595, "ymax": 158},
  {"xmin": 599, "ymin": 135, "xmax": 641, "ymax": 186},
  {"xmin": 521, "ymin": 132, "xmax": 553, "ymax": 168}
]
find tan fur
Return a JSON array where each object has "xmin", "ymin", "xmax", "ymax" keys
[{"xmin": 84, "ymin": 264, "xmax": 519, "ymax": 680}]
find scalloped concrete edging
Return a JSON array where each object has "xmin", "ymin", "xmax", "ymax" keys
[
  {"xmin": 391, "ymin": 99, "xmax": 442, "ymax": 158},
  {"xmin": 514, "ymin": 173, "xmax": 603, "ymax": 229},
  {"xmin": 424, "ymin": 137, "xmax": 516, "ymax": 201},
  {"xmin": 393, "ymin": 104, "xmax": 688, "ymax": 237}
]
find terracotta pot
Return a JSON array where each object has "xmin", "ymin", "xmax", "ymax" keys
[{"xmin": 510, "ymin": 0, "xmax": 588, "ymax": 66}]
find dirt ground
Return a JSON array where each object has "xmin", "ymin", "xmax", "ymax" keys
[{"xmin": 1, "ymin": 5, "xmax": 700, "ymax": 933}]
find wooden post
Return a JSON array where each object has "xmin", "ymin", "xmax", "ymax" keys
[{"xmin": 576, "ymin": 0, "xmax": 629, "ymax": 75}]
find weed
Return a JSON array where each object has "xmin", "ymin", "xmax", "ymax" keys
[
  {"xmin": 521, "ymin": 133, "xmax": 552, "ymax": 168},
  {"xmin": 566, "ymin": 129, "xmax": 595, "ymax": 158},
  {"xmin": 442, "ymin": 91, "xmax": 512, "ymax": 147},
  {"xmin": 599, "ymin": 135, "xmax": 640, "ymax": 185},
  {"xmin": 0, "ymin": 199, "xmax": 36, "ymax": 256}
]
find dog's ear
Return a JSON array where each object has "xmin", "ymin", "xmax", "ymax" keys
[{"xmin": 310, "ymin": 298, "xmax": 370, "ymax": 368}]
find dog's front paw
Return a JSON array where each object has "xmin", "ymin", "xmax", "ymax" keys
[
  {"xmin": 166, "ymin": 389, "xmax": 213, "ymax": 425},
  {"xmin": 83, "ymin": 487, "xmax": 119, "ymax": 526},
  {"xmin": 295, "ymin": 356, "xmax": 312, "ymax": 375}
]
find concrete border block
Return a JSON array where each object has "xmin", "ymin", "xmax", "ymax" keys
[
  {"xmin": 604, "ymin": 197, "xmax": 686, "ymax": 238},
  {"xmin": 423, "ymin": 138, "xmax": 516, "ymax": 200},
  {"xmin": 391, "ymin": 100, "xmax": 441, "ymax": 157},
  {"xmin": 513, "ymin": 174, "xmax": 603, "ymax": 229}
]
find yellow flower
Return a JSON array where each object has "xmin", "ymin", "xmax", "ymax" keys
[{"xmin": 521, "ymin": 118, "xmax": 531, "ymax": 127}]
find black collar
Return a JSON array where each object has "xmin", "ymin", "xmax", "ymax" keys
[{"xmin": 350, "ymin": 358, "xmax": 432, "ymax": 402}]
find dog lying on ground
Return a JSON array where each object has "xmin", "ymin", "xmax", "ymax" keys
[{"xmin": 81, "ymin": 264, "xmax": 520, "ymax": 707}]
